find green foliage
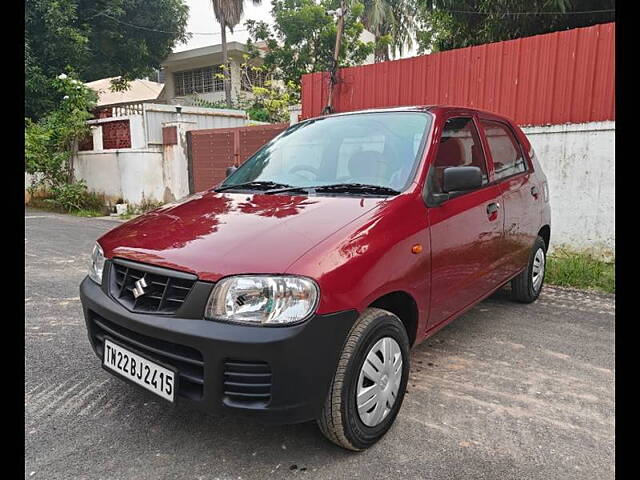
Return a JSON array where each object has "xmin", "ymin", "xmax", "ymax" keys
[
  {"xmin": 29, "ymin": 182, "xmax": 107, "ymax": 215},
  {"xmin": 211, "ymin": 1, "xmax": 263, "ymax": 106},
  {"xmin": 25, "ymin": 0, "xmax": 189, "ymax": 120},
  {"xmin": 25, "ymin": 74, "xmax": 97, "ymax": 189},
  {"xmin": 25, "ymin": 74, "xmax": 102, "ymax": 213},
  {"xmin": 71, "ymin": 209, "xmax": 107, "ymax": 218},
  {"xmin": 109, "ymin": 197, "xmax": 165, "ymax": 219},
  {"xmin": 136, "ymin": 197, "xmax": 165, "ymax": 214},
  {"xmin": 211, "ymin": 0, "xmax": 263, "ymax": 30},
  {"xmin": 244, "ymin": 81, "xmax": 295, "ymax": 123},
  {"xmin": 190, "ymin": 95, "xmax": 245, "ymax": 111},
  {"xmin": 361, "ymin": 0, "xmax": 417, "ymax": 61},
  {"xmin": 546, "ymin": 249, "xmax": 615, "ymax": 294},
  {"xmin": 237, "ymin": 58, "xmax": 297, "ymax": 123},
  {"xmin": 245, "ymin": 0, "xmax": 375, "ymax": 99},
  {"xmin": 416, "ymin": 0, "xmax": 615, "ymax": 53},
  {"xmin": 189, "ymin": 59, "xmax": 297, "ymax": 123},
  {"xmin": 49, "ymin": 181, "xmax": 92, "ymax": 212}
]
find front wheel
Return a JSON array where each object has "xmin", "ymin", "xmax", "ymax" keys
[
  {"xmin": 511, "ymin": 235, "xmax": 547, "ymax": 303},
  {"xmin": 317, "ymin": 308, "xmax": 410, "ymax": 451}
]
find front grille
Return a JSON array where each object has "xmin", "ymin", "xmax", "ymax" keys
[
  {"xmin": 223, "ymin": 360, "xmax": 272, "ymax": 405},
  {"xmin": 90, "ymin": 313, "xmax": 204, "ymax": 400},
  {"xmin": 110, "ymin": 261, "xmax": 196, "ymax": 314}
]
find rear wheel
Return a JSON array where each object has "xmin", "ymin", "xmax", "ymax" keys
[
  {"xmin": 317, "ymin": 308, "xmax": 410, "ymax": 451},
  {"xmin": 511, "ymin": 235, "xmax": 547, "ymax": 303}
]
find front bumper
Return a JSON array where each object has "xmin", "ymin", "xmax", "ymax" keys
[{"xmin": 79, "ymin": 270, "xmax": 358, "ymax": 425}]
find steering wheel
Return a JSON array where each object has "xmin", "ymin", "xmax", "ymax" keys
[{"xmin": 289, "ymin": 165, "xmax": 319, "ymax": 181}]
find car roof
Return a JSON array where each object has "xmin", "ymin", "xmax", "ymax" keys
[{"xmin": 316, "ymin": 105, "xmax": 515, "ymax": 124}]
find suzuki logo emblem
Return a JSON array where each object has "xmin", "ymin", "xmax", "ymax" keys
[{"xmin": 132, "ymin": 277, "xmax": 148, "ymax": 298}]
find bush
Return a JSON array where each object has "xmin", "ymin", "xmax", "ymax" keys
[
  {"xmin": 137, "ymin": 197, "xmax": 164, "ymax": 214},
  {"xmin": 49, "ymin": 181, "xmax": 89, "ymax": 211},
  {"xmin": 25, "ymin": 73, "xmax": 97, "ymax": 199},
  {"xmin": 30, "ymin": 180, "xmax": 107, "ymax": 215}
]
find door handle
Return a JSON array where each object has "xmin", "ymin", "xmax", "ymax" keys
[
  {"xmin": 487, "ymin": 202, "xmax": 500, "ymax": 215},
  {"xmin": 531, "ymin": 186, "xmax": 539, "ymax": 199}
]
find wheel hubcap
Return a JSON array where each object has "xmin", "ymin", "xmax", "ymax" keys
[
  {"xmin": 532, "ymin": 247, "xmax": 545, "ymax": 291},
  {"xmin": 356, "ymin": 337, "xmax": 403, "ymax": 427}
]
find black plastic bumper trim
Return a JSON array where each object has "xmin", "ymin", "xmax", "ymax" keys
[{"xmin": 79, "ymin": 275, "xmax": 358, "ymax": 424}]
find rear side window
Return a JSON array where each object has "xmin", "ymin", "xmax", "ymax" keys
[
  {"xmin": 432, "ymin": 117, "xmax": 488, "ymax": 193},
  {"xmin": 480, "ymin": 120, "xmax": 527, "ymax": 180}
]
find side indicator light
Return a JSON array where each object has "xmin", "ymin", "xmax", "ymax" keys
[{"xmin": 411, "ymin": 244, "xmax": 423, "ymax": 254}]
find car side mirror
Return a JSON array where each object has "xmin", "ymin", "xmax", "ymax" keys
[
  {"xmin": 226, "ymin": 166, "xmax": 238, "ymax": 178},
  {"xmin": 442, "ymin": 166, "xmax": 483, "ymax": 193}
]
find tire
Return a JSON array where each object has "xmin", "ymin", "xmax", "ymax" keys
[
  {"xmin": 511, "ymin": 235, "xmax": 547, "ymax": 303},
  {"xmin": 317, "ymin": 307, "xmax": 410, "ymax": 451}
]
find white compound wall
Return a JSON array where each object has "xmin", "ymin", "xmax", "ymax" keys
[{"xmin": 522, "ymin": 121, "xmax": 614, "ymax": 258}]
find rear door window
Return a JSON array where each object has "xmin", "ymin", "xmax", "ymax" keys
[{"xmin": 480, "ymin": 120, "xmax": 527, "ymax": 180}]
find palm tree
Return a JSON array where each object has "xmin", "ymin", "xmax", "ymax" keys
[
  {"xmin": 362, "ymin": 0, "xmax": 416, "ymax": 62},
  {"xmin": 211, "ymin": 0, "xmax": 262, "ymax": 106}
]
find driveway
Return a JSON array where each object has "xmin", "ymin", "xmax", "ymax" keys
[{"xmin": 25, "ymin": 208, "xmax": 615, "ymax": 479}]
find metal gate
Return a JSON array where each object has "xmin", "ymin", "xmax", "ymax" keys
[{"xmin": 187, "ymin": 123, "xmax": 289, "ymax": 193}]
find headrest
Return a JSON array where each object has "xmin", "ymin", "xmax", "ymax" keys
[{"xmin": 435, "ymin": 137, "xmax": 464, "ymax": 167}]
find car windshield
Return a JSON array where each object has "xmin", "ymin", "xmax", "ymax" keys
[{"xmin": 218, "ymin": 111, "xmax": 432, "ymax": 195}]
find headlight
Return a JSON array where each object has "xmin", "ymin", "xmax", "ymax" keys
[
  {"xmin": 205, "ymin": 275, "xmax": 319, "ymax": 325},
  {"xmin": 89, "ymin": 243, "xmax": 105, "ymax": 285}
]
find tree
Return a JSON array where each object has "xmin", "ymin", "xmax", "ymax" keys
[
  {"xmin": 211, "ymin": 0, "xmax": 262, "ymax": 107},
  {"xmin": 245, "ymin": 0, "xmax": 374, "ymax": 101},
  {"xmin": 189, "ymin": 57, "xmax": 297, "ymax": 123},
  {"xmin": 25, "ymin": 74, "xmax": 100, "ymax": 211},
  {"xmin": 25, "ymin": 0, "xmax": 189, "ymax": 120},
  {"xmin": 361, "ymin": 0, "xmax": 417, "ymax": 61},
  {"xmin": 416, "ymin": 0, "xmax": 615, "ymax": 53}
]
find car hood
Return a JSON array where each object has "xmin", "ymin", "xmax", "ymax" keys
[{"xmin": 98, "ymin": 191, "xmax": 387, "ymax": 282}]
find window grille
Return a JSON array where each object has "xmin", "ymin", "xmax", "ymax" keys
[{"xmin": 174, "ymin": 66, "xmax": 221, "ymax": 96}]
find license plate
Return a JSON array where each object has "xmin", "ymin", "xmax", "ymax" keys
[{"xmin": 102, "ymin": 338, "xmax": 176, "ymax": 402}]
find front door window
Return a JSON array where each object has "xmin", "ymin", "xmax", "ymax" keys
[{"xmin": 432, "ymin": 117, "xmax": 488, "ymax": 193}]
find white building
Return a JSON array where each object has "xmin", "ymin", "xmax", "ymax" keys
[
  {"xmin": 160, "ymin": 41, "xmax": 266, "ymax": 106},
  {"xmin": 161, "ymin": 31, "xmax": 377, "ymax": 107}
]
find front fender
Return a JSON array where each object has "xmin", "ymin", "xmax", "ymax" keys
[{"xmin": 286, "ymin": 194, "xmax": 430, "ymax": 330}]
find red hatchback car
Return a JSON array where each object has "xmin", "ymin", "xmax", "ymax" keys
[{"xmin": 80, "ymin": 106, "xmax": 551, "ymax": 450}]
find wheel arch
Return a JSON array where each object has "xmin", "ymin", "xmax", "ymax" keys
[
  {"xmin": 368, "ymin": 291, "xmax": 419, "ymax": 347},
  {"xmin": 538, "ymin": 225, "xmax": 551, "ymax": 251}
]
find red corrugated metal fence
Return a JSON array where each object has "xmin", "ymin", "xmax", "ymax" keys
[{"xmin": 301, "ymin": 22, "xmax": 615, "ymax": 126}]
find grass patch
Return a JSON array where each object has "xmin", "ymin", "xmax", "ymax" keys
[
  {"xmin": 26, "ymin": 197, "xmax": 65, "ymax": 213},
  {"xmin": 546, "ymin": 250, "xmax": 615, "ymax": 294},
  {"xmin": 70, "ymin": 209, "xmax": 105, "ymax": 217}
]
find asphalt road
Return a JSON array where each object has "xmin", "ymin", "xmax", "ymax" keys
[{"xmin": 25, "ymin": 208, "xmax": 615, "ymax": 479}]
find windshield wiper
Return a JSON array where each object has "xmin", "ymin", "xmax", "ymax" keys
[
  {"xmin": 265, "ymin": 183, "xmax": 400, "ymax": 196},
  {"xmin": 213, "ymin": 181, "xmax": 292, "ymax": 193}
]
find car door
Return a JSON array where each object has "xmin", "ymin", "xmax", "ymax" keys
[
  {"xmin": 478, "ymin": 117, "xmax": 538, "ymax": 280},
  {"xmin": 426, "ymin": 115, "xmax": 505, "ymax": 328}
]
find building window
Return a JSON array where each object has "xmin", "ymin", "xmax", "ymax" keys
[
  {"xmin": 174, "ymin": 66, "xmax": 224, "ymax": 96},
  {"xmin": 241, "ymin": 66, "xmax": 266, "ymax": 92}
]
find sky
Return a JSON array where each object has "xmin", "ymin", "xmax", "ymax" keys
[{"xmin": 174, "ymin": 0, "xmax": 273, "ymax": 52}]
